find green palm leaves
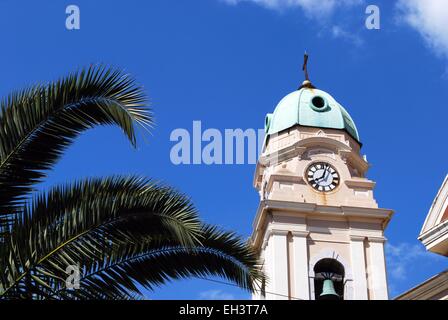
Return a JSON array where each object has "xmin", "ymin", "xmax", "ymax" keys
[
  {"xmin": 0, "ymin": 66, "xmax": 263, "ymax": 299},
  {"xmin": 0, "ymin": 67, "xmax": 151, "ymax": 225}
]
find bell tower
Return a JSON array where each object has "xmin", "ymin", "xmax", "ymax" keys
[{"xmin": 251, "ymin": 56, "xmax": 393, "ymax": 300}]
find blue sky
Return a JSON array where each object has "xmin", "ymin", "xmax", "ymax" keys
[{"xmin": 1, "ymin": 0, "xmax": 447, "ymax": 299}]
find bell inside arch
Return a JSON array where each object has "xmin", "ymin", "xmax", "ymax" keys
[
  {"xmin": 314, "ymin": 259, "xmax": 345, "ymax": 300},
  {"xmin": 319, "ymin": 279, "xmax": 340, "ymax": 300}
]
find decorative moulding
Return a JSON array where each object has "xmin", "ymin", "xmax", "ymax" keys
[
  {"xmin": 345, "ymin": 179, "xmax": 376, "ymax": 189},
  {"xmin": 251, "ymin": 200, "xmax": 394, "ymax": 248},
  {"xmin": 420, "ymin": 174, "xmax": 448, "ymax": 234}
]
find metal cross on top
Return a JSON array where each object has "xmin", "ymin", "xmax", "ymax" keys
[
  {"xmin": 298, "ymin": 52, "xmax": 315, "ymax": 89},
  {"xmin": 302, "ymin": 52, "xmax": 310, "ymax": 81}
]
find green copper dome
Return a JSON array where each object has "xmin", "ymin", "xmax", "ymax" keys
[{"xmin": 264, "ymin": 87, "xmax": 360, "ymax": 143}]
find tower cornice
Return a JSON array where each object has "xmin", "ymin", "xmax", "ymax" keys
[{"xmin": 251, "ymin": 199, "xmax": 393, "ymax": 249}]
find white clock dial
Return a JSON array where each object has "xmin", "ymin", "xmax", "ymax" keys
[{"xmin": 306, "ymin": 162, "xmax": 339, "ymax": 192}]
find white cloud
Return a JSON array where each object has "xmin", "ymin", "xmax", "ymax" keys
[
  {"xmin": 199, "ymin": 290, "xmax": 236, "ymax": 300},
  {"xmin": 222, "ymin": 0, "xmax": 365, "ymax": 46},
  {"xmin": 222, "ymin": 0, "xmax": 362, "ymax": 18},
  {"xmin": 385, "ymin": 242, "xmax": 440, "ymax": 280},
  {"xmin": 331, "ymin": 25, "xmax": 363, "ymax": 46},
  {"xmin": 397, "ymin": 0, "xmax": 448, "ymax": 57}
]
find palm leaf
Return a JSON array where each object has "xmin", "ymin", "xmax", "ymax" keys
[
  {"xmin": 0, "ymin": 176, "xmax": 202, "ymax": 299},
  {"xmin": 0, "ymin": 66, "xmax": 265, "ymax": 300},
  {"xmin": 0, "ymin": 66, "xmax": 152, "ymax": 234},
  {"xmin": 53, "ymin": 226, "xmax": 264, "ymax": 300}
]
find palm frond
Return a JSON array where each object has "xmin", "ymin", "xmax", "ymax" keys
[
  {"xmin": 53, "ymin": 226, "xmax": 264, "ymax": 300},
  {"xmin": 0, "ymin": 66, "xmax": 152, "ymax": 233},
  {"xmin": 0, "ymin": 176, "xmax": 202, "ymax": 299},
  {"xmin": 0, "ymin": 66, "xmax": 266, "ymax": 300}
]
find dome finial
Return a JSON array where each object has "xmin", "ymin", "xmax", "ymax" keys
[{"xmin": 299, "ymin": 51, "xmax": 316, "ymax": 89}]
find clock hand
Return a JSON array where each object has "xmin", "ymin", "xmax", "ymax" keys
[
  {"xmin": 320, "ymin": 166, "xmax": 332, "ymax": 184},
  {"xmin": 323, "ymin": 167, "xmax": 330, "ymax": 182},
  {"xmin": 316, "ymin": 165, "xmax": 327, "ymax": 182},
  {"xmin": 321, "ymin": 165, "xmax": 329, "ymax": 180}
]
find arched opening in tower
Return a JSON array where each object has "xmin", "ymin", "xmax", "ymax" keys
[{"xmin": 314, "ymin": 258, "xmax": 345, "ymax": 300}]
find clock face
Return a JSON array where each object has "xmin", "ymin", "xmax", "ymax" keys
[{"xmin": 306, "ymin": 162, "xmax": 340, "ymax": 192}]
